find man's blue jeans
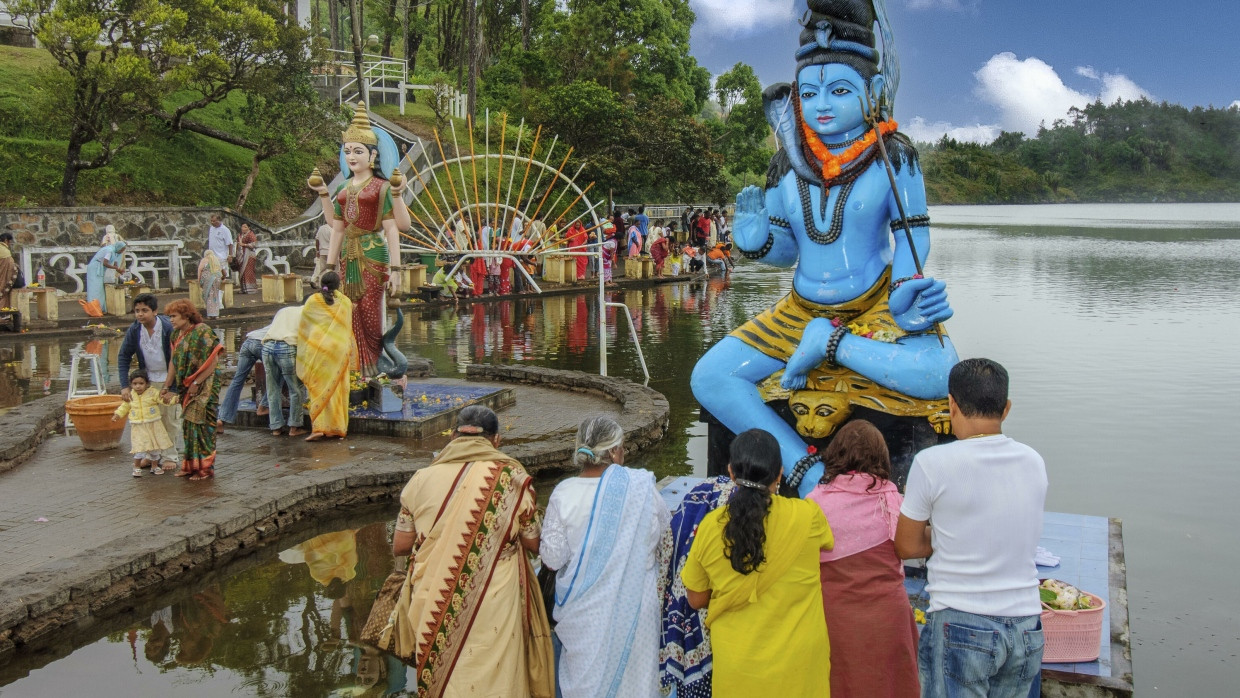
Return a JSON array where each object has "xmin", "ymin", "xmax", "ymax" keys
[
  {"xmin": 261, "ymin": 341, "xmax": 305, "ymax": 431},
  {"xmin": 218, "ymin": 338, "xmax": 268, "ymax": 424},
  {"xmin": 919, "ymin": 608, "xmax": 1044, "ymax": 698}
]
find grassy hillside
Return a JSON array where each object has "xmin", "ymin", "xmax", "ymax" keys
[{"xmin": 0, "ymin": 45, "xmax": 336, "ymax": 221}]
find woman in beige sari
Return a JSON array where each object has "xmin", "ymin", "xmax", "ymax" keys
[{"xmin": 385, "ymin": 405, "xmax": 552, "ymax": 697}]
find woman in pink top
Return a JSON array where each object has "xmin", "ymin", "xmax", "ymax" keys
[{"xmin": 807, "ymin": 420, "xmax": 919, "ymax": 698}]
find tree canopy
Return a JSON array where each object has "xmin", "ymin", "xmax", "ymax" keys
[{"xmin": 920, "ymin": 99, "xmax": 1240, "ymax": 204}]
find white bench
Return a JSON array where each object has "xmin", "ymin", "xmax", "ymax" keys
[
  {"xmin": 254, "ymin": 240, "xmax": 314, "ymax": 276},
  {"xmin": 22, "ymin": 241, "xmax": 185, "ymax": 292}
]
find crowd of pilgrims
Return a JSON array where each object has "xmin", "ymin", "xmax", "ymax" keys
[
  {"xmin": 428, "ymin": 205, "xmax": 735, "ymax": 298},
  {"xmin": 375, "ymin": 406, "xmax": 923, "ymax": 698}
]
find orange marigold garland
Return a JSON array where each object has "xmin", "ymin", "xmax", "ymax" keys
[{"xmin": 794, "ymin": 85, "xmax": 898, "ymax": 181}]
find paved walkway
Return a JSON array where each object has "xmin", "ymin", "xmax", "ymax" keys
[{"xmin": 0, "ymin": 380, "xmax": 619, "ymax": 581}]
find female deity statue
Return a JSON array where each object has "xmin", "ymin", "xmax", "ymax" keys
[
  {"xmin": 308, "ymin": 102, "xmax": 409, "ymax": 380},
  {"xmin": 691, "ymin": 0, "xmax": 959, "ymax": 496}
]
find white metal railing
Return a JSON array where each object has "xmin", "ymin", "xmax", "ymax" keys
[
  {"xmin": 403, "ymin": 243, "xmax": 650, "ymax": 384},
  {"xmin": 322, "ymin": 50, "xmax": 466, "ymax": 118}
]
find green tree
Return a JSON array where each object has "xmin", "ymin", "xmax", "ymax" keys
[
  {"xmin": 12, "ymin": 0, "xmax": 304, "ymax": 205},
  {"xmin": 538, "ymin": 0, "xmax": 707, "ymax": 114},
  {"xmin": 711, "ymin": 62, "xmax": 770, "ymax": 182}
]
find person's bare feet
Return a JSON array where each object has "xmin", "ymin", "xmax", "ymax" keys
[
  {"xmin": 256, "ymin": 406, "xmax": 269, "ymax": 416},
  {"xmin": 304, "ymin": 432, "xmax": 326, "ymax": 442},
  {"xmin": 271, "ymin": 429, "xmax": 285, "ymax": 436},
  {"xmin": 288, "ymin": 427, "xmax": 308, "ymax": 437}
]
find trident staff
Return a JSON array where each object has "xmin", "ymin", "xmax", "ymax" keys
[{"xmin": 861, "ymin": 85, "xmax": 945, "ymax": 347}]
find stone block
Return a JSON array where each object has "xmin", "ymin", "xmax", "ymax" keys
[
  {"xmin": 186, "ymin": 527, "xmax": 218, "ymax": 552},
  {"xmin": 0, "ymin": 594, "xmax": 29, "ymax": 629},
  {"xmin": 276, "ymin": 485, "xmax": 317, "ymax": 512},
  {"xmin": 69, "ymin": 570, "xmax": 114, "ymax": 598},
  {"xmin": 151, "ymin": 536, "xmax": 189, "ymax": 566},
  {"xmin": 88, "ymin": 578, "xmax": 136, "ymax": 614},
  {"xmin": 26, "ymin": 585, "xmax": 71, "ymax": 618},
  {"xmin": 127, "ymin": 551, "xmax": 155, "ymax": 575},
  {"xmin": 316, "ymin": 477, "xmax": 347, "ymax": 495}
]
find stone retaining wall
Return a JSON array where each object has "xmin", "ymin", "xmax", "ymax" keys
[
  {"xmin": 0, "ymin": 366, "xmax": 669, "ymax": 656},
  {"xmin": 0, "ymin": 395, "xmax": 66, "ymax": 475},
  {"xmin": 0, "ymin": 207, "xmax": 320, "ymax": 286}
]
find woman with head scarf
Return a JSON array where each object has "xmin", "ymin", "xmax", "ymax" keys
[
  {"xmin": 197, "ymin": 249, "xmax": 223, "ymax": 320},
  {"xmin": 235, "ymin": 222, "xmax": 260, "ymax": 294},
  {"xmin": 85, "ymin": 240, "xmax": 127, "ymax": 314}
]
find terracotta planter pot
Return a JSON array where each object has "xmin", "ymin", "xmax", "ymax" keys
[{"xmin": 65, "ymin": 394, "xmax": 127, "ymax": 451}]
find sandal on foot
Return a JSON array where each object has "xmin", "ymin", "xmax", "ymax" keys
[
  {"xmin": 151, "ymin": 465, "xmax": 165, "ymax": 475},
  {"xmin": 133, "ymin": 468, "xmax": 143, "ymax": 477}
]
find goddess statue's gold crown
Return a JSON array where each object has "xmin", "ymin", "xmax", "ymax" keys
[{"xmin": 341, "ymin": 101, "xmax": 378, "ymax": 146}]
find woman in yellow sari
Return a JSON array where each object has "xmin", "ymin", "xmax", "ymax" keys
[
  {"xmin": 682, "ymin": 428, "xmax": 835, "ymax": 697},
  {"xmin": 297, "ymin": 271, "xmax": 355, "ymax": 441}
]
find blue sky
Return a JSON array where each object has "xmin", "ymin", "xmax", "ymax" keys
[{"xmin": 688, "ymin": 0, "xmax": 1240, "ymax": 142}]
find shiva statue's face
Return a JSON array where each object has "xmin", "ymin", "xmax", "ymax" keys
[
  {"xmin": 343, "ymin": 142, "xmax": 375, "ymax": 178},
  {"xmin": 797, "ymin": 64, "xmax": 872, "ymax": 142}
]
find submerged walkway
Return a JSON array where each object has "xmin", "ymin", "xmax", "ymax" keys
[{"xmin": 0, "ymin": 379, "xmax": 619, "ymax": 582}]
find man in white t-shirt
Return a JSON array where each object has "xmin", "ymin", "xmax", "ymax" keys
[
  {"xmin": 207, "ymin": 214, "xmax": 234, "ymax": 279},
  {"xmin": 896, "ymin": 357, "xmax": 1047, "ymax": 698}
]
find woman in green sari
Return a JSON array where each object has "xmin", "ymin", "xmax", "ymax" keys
[{"xmin": 160, "ymin": 299, "xmax": 223, "ymax": 480}]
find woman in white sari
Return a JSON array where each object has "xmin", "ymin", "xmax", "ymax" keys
[{"xmin": 541, "ymin": 416, "xmax": 670, "ymax": 698}]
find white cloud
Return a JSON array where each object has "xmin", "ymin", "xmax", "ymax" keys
[
  {"xmin": 973, "ymin": 53, "xmax": 1092, "ymax": 135},
  {"xmin": 903, "ymin": 52, "xmax": 1153, "ymax": 144},
  {"xmin": 1076, "ymin": 65, "xmax": 1152, "ymax": 104},
  {"xmin": 972, "ymin": 53, "xmax": 1152, "ymax": 135},
  {"xmin": 903, "ymin": 117, "xmax": 999, "ymax": 144},
  {"xmin": 690, "ymin": 0, "xmax": 795, "ymax": 36},
  {"xmin": 1232, "ymin": 100, "xmax": 1240, "ymax": 110}
]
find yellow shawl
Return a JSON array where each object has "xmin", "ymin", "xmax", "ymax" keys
[{"xmin": 296, "ymin": 291, "xmax": 355, "ymax": 437}]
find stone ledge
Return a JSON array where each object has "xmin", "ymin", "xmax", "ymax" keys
[
  {"xmin": 0, "ymin": 394, "xmax": 68, "ymax": 475},
  {"xmin": 0, "ymin": 366, "xmax": 669, "ymax": 656}
]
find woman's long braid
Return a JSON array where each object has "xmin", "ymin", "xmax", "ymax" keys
[
  {"xmin": 722, "ymin": 482, "xmax": 772, "ymax": 575},
  {"xmin": 721, "ymin": 429, "xmax": 783, "ymax": 575}
]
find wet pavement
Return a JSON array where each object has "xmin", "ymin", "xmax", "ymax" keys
[{"xmin": 0, "ymin": 379, "xmax": 622, "ymax": 582}]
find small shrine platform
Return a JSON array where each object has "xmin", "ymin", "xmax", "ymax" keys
[{"xmin": 232, "ymin": 380, "xmax": 515, "ymax": 440}]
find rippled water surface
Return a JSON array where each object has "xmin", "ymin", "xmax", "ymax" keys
[{"xmin": 2, "ymin": 203, "xmax": 1238, "ymax": 695}]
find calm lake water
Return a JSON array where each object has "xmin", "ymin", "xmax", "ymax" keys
[{"xmin": 1, "ymin": 203, "xmax": 1238, "ymax": 695}]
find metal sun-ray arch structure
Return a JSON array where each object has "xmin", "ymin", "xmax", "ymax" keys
[{"xmin": 393, "ymin": 110, "xmax": 647, "ymax": 381}]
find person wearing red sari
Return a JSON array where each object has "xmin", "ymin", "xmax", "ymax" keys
[
  {"xmin": 807, "ymin": 420, "xmax": 919, "ymax": 698},
  {"xmin": 469, "ymin": 256, "xmax": 487, "ymax": 297},
  {"xmin": 566, "ymin": 221, "xmax": 588, "ymax": 280},
  {"xmin": 236, "ymin": 223, "xmax": 260, "ymax": 294},
  {"xmin": 650, "ymin": 232, "xmax": 669, "ymax": 277},
  {"xmin": 498, "ymin": 239, "xmax": 515, "ymax": 295}
]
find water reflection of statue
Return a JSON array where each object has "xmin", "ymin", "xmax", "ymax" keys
[
  {"xmin": 308, "ymin": 102, "xmax": 410, "ymax": 380},
  {"xmin": 691, "ymin": 0, "xmax": 958, "ymax": 496}
]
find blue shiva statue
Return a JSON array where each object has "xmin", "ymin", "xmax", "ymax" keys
[{"xmin": 691, "ymin": 0, "xmax": 959, "ymax": 496}]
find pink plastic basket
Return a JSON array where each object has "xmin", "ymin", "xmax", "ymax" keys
[{"xmin": 1041, "ymin": 591, "xmax": 1106, "ymax": 663}]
